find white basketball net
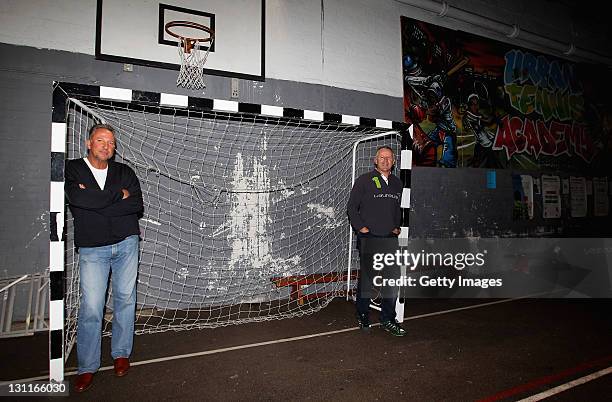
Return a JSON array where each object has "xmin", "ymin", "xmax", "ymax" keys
[{"xmin": 176, "ymin": 38, "xmax": 214, "ymax": 90}]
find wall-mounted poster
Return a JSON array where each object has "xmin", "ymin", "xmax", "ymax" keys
[
  {"xmin": 401, "ymin": 17, "xmax": 612, "ymax": 171},
  {"xmin": 512, "ymin": 175, "xmax": 534, "ymax": 220},
  {"xmin": 533, "ymin": 177, "xmax": 541, "ymax": 195},
  {"xmin": 541, "ymin": 175, "xmax": 561, "ymax": 218},
  {"xmin": 562, "ymin": 178, "xmax": 570, "ymax": 194},
  {"xmin": 570, "ymin": 176, "xmax": 587, "ymax": 217},
  {"xmin": 593, "ymin": 177, "xmax": 609, "ymax": 216}
]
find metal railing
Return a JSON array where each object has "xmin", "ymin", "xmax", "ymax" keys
[{"xmin": 0, "ymin": 273, "xmax": 49, "ymax": 338}]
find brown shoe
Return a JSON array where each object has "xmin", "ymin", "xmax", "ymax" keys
[
  {"xmin": 74, "ymin": 373, "xmax": 94, "ymax": 392},
  {"xmin": 113, "ymin": 357, "xmax": 130, "ymax": 377}
]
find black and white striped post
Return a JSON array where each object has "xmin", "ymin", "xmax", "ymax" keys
[
  {"xmin": 49, "ymin": 82, "xmax": 67, "ymax": 382},
  {"xmin": 395, "ymin": 124, "xmax": 413, "ymax": 323}
]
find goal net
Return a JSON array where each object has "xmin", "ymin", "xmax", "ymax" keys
[{"xmin": 63, "ymin": 95, "xmax": 401, "ymax": 356}]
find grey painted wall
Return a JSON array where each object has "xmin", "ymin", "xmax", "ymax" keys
[
  {"xmin": 410, "ymin": 167, "xmax": 612, "ymax": 238},
  {"xmin": 0, "ymin": 42, "xmax": 402, "ymax": 278},
  {"xmin": 1, "ymin": 42, "xmax": 610, "ymax": 280}
]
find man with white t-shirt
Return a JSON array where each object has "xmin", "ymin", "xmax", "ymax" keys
[{"xmin": 65, "ymin": 124, "xmax": 143, "ymax": 392}]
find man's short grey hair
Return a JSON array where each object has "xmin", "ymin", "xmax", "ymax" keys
[
  {"xmin": 376, "ymin": 146, "xmax": 395, "ymax": 155},
  {"xmin": 88, "ymin": 123, "xmax": 116, "ymax": 138}
]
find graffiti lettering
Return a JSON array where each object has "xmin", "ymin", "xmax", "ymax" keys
[
  {"xmin": 504, "ymin": 84, "xmax": 584, "ymax": 122},
  {"xmin": 504, "ymin": 50, "xmax": 584, "ymax": 122},
  {"xmin": 492, "ymin": 115, "xmax": 593, "ymax": 162},
  {"xmin": 504, "ymin": 50, "xmax": 581, "ymax": 93}
]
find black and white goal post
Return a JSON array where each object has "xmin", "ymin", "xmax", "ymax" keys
[
  {"xmin": 396, "ymin": 124, "xmax": 414, "ymax": 323},
  {"xmin": 49, "ymin": 82, "xmax": 67, "ymax": 382}
]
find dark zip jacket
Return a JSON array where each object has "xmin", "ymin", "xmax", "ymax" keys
[{"xmin": 347, "ymin": 170, "xmax": 402, "ymax": 236}]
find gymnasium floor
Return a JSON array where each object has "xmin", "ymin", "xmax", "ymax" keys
[{"xmin": 1, "ymin": 298, "xmax": 611, "ymax": 401}]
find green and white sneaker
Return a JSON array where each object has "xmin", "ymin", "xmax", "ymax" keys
[
  {"xmin": 356, "ymin": 312, "xmax": 370, "ymax": 329},
  {"xmin": 381, "ymin": 320, "xmax": 407, "ymax": 337}
]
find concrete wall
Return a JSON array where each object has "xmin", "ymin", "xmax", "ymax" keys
[
  {"xmin": 0, "ymin": 43, "xmax": 402, "ymax": 277},
  {"xmin": 0, "ymin": 0, "xmax": 610, "ymax": 277},
  {"xmin": 1, "ymin": 1, "xmax": 609, "ymax": 97}
]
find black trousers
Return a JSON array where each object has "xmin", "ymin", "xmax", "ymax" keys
[{"xmin": 355, "ymin": 232, "xmax": 399, "ymax": 322}]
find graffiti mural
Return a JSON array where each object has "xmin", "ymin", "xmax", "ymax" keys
[{"xmin": 401, "ymin": 17, "xmax": 612, "ymax": 172}]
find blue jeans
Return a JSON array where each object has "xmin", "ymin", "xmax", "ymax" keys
[{"xmin": 77, "ymin": 235, "xmax": 139, "ymax": 374}]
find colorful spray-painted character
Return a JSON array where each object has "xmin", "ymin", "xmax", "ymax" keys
[
  {"xmin": 461, "ymin": 92, "xmax": 500, "ymax": 168},
  {"xmin": 424, "ymin": 79, "xmax": 457, "ymax": 167},
  {"xmin": 403, "ymin": 55, "xmax": 459, "ymax": 167}
]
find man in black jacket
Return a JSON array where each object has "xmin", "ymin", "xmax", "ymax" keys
[
  {"xmin": 65, "ymin": 124, "xmax": 143, "ymax": 392},
  {"xmin": 347, "ymin": 146, "xmax": 406, "ymax": 337}
]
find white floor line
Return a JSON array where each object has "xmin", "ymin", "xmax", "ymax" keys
[
  {"xmin": 0, "ymin": 292, "xmax": 553, "ymax": 385},
  {"xmin": 516, "ymin": 366, "xmax": 612, "ymax": 402},
  {"xmin": 403, "ymin": 291, "xmax": 552, "ymax": 321}
]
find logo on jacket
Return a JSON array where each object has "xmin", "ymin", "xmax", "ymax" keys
[
  {"xmin": 372, "ymin": 176, "xmax": 382, "ymax": 189},
  {"xmin": 373, "ymin": 193, "xmax": 399, "ymax": 200}
]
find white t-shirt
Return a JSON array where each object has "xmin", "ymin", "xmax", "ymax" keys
[{"xmin": 83, "ymin": 157, "xmax": 108, "ymax": 190}]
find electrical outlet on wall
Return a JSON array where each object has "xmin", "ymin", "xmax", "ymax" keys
[{"xmin": 231, "ymin": 78, "xmax": 240, "ymax": 98}]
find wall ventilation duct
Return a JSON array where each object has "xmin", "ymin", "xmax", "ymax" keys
[{"xmin": 397, "ymin": 0, "xmax": 612, "ymax": 66}]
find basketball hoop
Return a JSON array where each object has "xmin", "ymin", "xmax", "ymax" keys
[{"xmin": 165, "ymin": 20, "xmax": 215, "ymax": 90}]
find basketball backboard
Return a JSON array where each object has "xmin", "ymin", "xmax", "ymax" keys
[{"xmin": 96, "ymin": 0, "xmax": 265, "ymax": 80}]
